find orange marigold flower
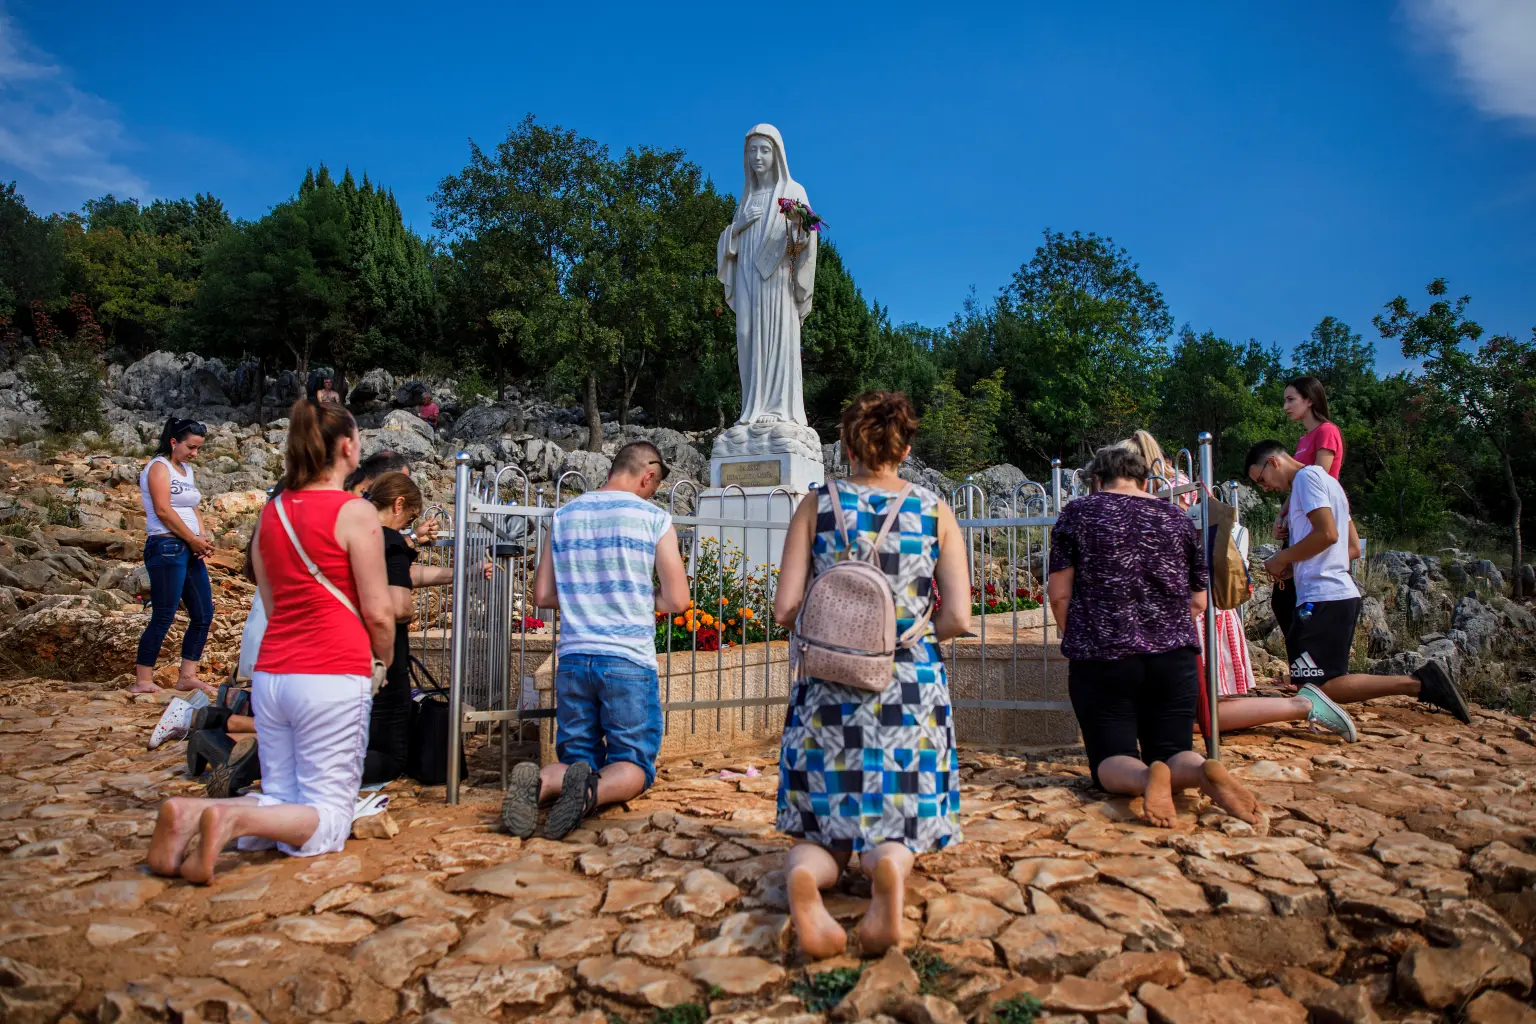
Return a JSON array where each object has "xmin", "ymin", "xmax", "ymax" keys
[
  {"xmin": 672, "ymin": 616, "xmax": 684, "ymax": 626},
  {"xmin": 727, "ymin": 618, "xmax": 737, "ymax": 626},
  {"xmin": 741, "ymin": 608, "xmax": 754, "ymax": 619},
  {"xmin": 701, "ymin": 613, "xmax": 714, "ymax": 626}
]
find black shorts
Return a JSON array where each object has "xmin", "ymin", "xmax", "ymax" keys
[
  {"xmin": 1285, "ymin": 597, "xmax": 1361, "ymax": 685},
  {"xmin": 1068, "ymin": 648, "xmax": 1199, "ymax": 787}
]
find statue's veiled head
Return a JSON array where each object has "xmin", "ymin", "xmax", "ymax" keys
[{"xmin": 746, "ymin": 134, "xmax": 778, "ymax": 189}]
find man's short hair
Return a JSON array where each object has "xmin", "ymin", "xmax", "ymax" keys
[
  {"xmin": 344, "ymin": 449, "xmax": 411, "ymax": 491},
  {"xmin": 1088, "ymin": 443, "xmax": 1148, "ymax": 486},
  {"xmin": 1244, "ymin": 440, "xmax": 1288, "ymax": 473},
  {"xmin": 611, "ymin": 441, "xmax": 669, "ymax": 480}
]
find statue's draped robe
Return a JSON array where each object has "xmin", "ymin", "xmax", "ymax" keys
[{"xmin": 716, "ymin": 124, "xmax": 817, "ymax": 427}]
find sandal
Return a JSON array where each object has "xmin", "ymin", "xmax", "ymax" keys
[{"xmin": 542, "ymin": 762, "xmax": 598, "ymax": 840}]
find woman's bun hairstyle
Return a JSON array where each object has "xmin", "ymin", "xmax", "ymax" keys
[
  {"xmin": 840, "ymin": 391, "xmax": 918, "ymax": 471},
  {"xmin": 282, "ymin": 398, "xmax": 358, "ymax": 490}
]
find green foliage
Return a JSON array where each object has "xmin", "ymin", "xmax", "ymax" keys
[
  {"xmin": 991, "ymin": 995, "xmax": 1044, "ymax": 1024},
  {"xmin": 1358, "ymin": 454, "xmax": 1448, "ymax": 540},
  {"xmin": 19, "ymin": 298, "xmax": 107, "ymax": 434},
  {"xmin": 909, "ymin": 946, "xmax": 954, "ymax": 994},
  {"xmin": 648, "ymin": 1004, "xmax": 706, "ymax": 1024},
  {"xmin": 654, "ymin": 538, "xmax": 785, "ymax": 653},
  {"xmin": 455, "ymin": 363, "xmax": 495, "ymax": 407},
  {"xmin": 791, "ymin": 966, "xmax": 864, "ymax": 1013},
  {"xmin": 918, "ymin": 369, "xmax": 1006, "ymax": 474}
]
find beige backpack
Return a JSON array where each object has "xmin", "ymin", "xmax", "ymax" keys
[{"xmin": 791, "ymin": 482, "xmax": 935, "ymax": 692}]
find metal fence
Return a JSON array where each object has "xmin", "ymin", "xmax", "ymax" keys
[{"xmin": 431, "ymin": 431, "xmax": 1239, "ymax": 803}]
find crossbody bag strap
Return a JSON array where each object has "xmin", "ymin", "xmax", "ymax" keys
[
  {"xmin": 866, "ymin": 483, "xmax": 914, "ymax": 565},
  {"xmin": 273, "ymin": 495, "xmax": 362, "ymax": 622}
]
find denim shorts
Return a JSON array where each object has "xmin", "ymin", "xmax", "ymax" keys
[{"xmin": 554, "ymin": 652, "xmax": 663, "ymax": 788}]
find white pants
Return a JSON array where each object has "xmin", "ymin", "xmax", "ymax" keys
[
  {"xmin": 243, "ymin": 671, "xmax": 372, "ymax": 857},
  {"xmin": 236, "ymin": 594, "xmax": 267, "ymax": 682}
]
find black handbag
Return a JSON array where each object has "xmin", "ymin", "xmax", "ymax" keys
[{"xmin": 406, "ymin": 656, "xmax": 467, "ymax": 786}]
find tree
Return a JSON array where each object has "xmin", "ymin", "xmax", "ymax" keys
[
  {"xmin": 1158, "ymin": 327, "xmax": 1285, "ymax": 473},
  {"xmin": 917, "ymin": 369, "xmax": 1007, "ymax": 475},
  {"xmin": 1376, "ymin": 279, "xmax": 1536, "ymax": 596},
  {"xmin": 0, "ymin": 182, "xmax": 66, "ymax": 315}
]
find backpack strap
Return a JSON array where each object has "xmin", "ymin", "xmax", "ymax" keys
[
  {"xmin": 866, "ymin": 484, "xmax": 914, "ymax": 565},
  {"xmin": 828, "ymin": 481, "xmax": 854, "ymax": 560}
]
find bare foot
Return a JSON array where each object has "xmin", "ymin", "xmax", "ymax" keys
[
  {"xmin": 857, "ymin": 857, "xmax": 905, "ymax": 956},
  {"xmin": 146, "ymin": 798, "xmax": 201, "ymax": 876},
  {"xmin": 181, "ymin": 804, "xmax": 242, "ymax": 884},
  {"xmin": 1141, "ymin": 761, "xmax": 1177, "ymax": 828},
  {"xmin": 174, "ymin": 677, "xmax": 218, "ymax": 698},
  {"xmin": 1200, "ymin": 760, "xmax": 1260, "ymax": 825},
  {"xmin": 129, "ymin": 679, "xmax": 160, "ymax": 694},
  {"xmin": 787, "ymin": 866, "xmax": 847, "ymax": 960}
]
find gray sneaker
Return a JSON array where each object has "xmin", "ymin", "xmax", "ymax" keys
[
  {"xmin": 1298, "ymin": 683, "xmax": 1358, "ymax": 742},
  {"xmin": 1413, "ymin": 660, "xmax": 1471, "ymax": 724}
]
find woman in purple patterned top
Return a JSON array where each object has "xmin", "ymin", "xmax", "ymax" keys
[{"xmin": 1046, "ymin": 444, "xmax": 1259, "ymax": 828}]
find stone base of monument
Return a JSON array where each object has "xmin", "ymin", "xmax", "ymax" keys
[{"xmin": 692, "ymin": 451, "xmax": 825, "ymax": 571}]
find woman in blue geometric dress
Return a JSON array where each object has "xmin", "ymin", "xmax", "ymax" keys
[{"xmin": 774, "ymin": 391, "xmax": 974, "ymax": 960}]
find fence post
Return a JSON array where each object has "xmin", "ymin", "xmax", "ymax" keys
[
  {"xmin": 1197, "ymin": 433, "xmax": 1220, "ymax": 760},
  {"xmin": 447, "ymin": 452, "xmax": 471, "ymax": 804},
  {"xmin": 1050, "ymin": 459, "xmax": 1063, "ymax": 513}
]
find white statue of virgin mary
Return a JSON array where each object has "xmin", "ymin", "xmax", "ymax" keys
[{"xmin": 714, "ymin": 124, "xmax": 823, "ymax": 465}]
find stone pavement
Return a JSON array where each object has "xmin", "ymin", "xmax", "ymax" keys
[{"xmin": 2, "ymin": 681, "xmax": 1535, "ymax": 1023}]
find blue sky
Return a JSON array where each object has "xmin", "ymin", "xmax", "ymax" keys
[{"xmin": 4, "ymin": 1, "xmax": 1534, "ymax": 373}]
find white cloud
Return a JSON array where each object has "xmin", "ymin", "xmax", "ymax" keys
[
  {"xmin": 0, "ymin": 9, "xmax": 147, "ymax": 206},
  {"xmin": 1401, "ymin": 0, "xmax": 1536, "ymax": 128}
]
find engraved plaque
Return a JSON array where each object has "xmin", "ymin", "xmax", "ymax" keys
[{"xmin": 719, "ymin": 459, "xmax": 782, "ymax": 487}]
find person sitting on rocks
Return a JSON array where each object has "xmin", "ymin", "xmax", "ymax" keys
[
  {"xmin": 499, "ymin": 441, "xmax": 690, "ymax": 841},
  {"xmin": 773, "ymin": 391, "xmax": 974, "ymax": 960},
  {"xmin": 417, "ymin": 390, "xmax": 439, "ymax": 428},
  {"xmin": 1245, "ymin": 440, "xmax": 1468, "ymax": 725},
  {"xmin": 316, "ymin": 377, "xmax": 341, "ymax": 405},
  {"xmin": 1047, "ymin": 443, "xmax": 1260, "ymax": 830},
  {"xmin": 147, "ymin": 397, "xmax": 395, "ymax": 884},
  {"xmin": 132, "ymin": 417, "xmax": 217, "ymax": 698}
]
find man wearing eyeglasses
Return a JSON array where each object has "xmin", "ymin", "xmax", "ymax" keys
[{"xmin": 501, "ymin": 441, "xmax": 692, "ymax": 840}]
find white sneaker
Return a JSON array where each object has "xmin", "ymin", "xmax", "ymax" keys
[{"xmin": 148, "ymin": 692, "xmax": 206, "ymax": 750}]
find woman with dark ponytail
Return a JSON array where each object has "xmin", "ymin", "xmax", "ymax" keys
[{"xmin": 133, "ymin": 417, "xmax": 215, "ymax": 696}]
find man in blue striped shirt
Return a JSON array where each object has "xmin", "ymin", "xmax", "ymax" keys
[{"xmin": 502, "ymin": 441, "xmax": 691, "ymax": 839}]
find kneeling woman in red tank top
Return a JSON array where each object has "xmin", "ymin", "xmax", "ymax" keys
[{"xmin": 146, "ymin": 398, "xmax": 396, "ymax": 884}]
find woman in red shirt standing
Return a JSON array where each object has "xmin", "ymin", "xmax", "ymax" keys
[
  {"xmin": 146, "ymin": 398, "xmax": 395, "ymax": 884},
  {"xmin": 1271, "ymin": 376, "xmax": 1343, "ymax": 634}
]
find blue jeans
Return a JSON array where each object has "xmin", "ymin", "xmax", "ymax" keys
[
  {"xmin": 554, "ymin": 652, "xmax": 663, "ymax": 788},
  {"xmin": 136, "ymin": 535, "xmax": 214, "ymax": 668}
]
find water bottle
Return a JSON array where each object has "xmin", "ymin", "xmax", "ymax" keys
[{"xmin": 1297, "ymin": 602, "xmax": 1314, "ymax": 623}]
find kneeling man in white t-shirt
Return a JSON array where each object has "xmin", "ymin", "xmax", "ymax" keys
[{"xmin": 1246, "ymin": 440, "xmax": 1469, "ymax": 725}]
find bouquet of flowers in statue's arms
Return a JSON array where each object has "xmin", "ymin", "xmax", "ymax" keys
[{"xmin": 778, "ymin": 197, "xmax": 826, "ymax": 234}]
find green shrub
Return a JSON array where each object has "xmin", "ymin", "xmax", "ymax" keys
[
  {"xmin": 21, "ymin": 351, "xmax": 106, "ymax": 434},
  {"xmin": 648, "ymin": 1004, "xmax": 707, "ymax": 1024},
  {"xmin": 1359, "ymin": 455, "xmax": 1446, "ymax": 541},
  {"xmin": 910, "ymin": 946, "xmax": 954, "ymax": 994},
  {"xmin": 992, "ymin": 995, "xmax": 1044, "ymax": 1024},
  {"xmin": 792, "ymin": 966, "xmax": 863, "ymax": 1013}
]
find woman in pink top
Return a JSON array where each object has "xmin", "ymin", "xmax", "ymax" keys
[
  {"xmin": 146, "ymin": 398, "xmax": 395, "ymax": 884},
  {"xmin": 1272, "ymin": 376, "xmax": 1342, "ymax": 633}
]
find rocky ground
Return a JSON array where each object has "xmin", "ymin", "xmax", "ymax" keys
[{"xmin": 2, "ymin": 685, "xmax": 1536, "ymax": 1023}]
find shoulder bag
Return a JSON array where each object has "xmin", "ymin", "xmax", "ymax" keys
[{"xmin": 272, "ymin": 495, "xmax": 389, "ymax": 695}]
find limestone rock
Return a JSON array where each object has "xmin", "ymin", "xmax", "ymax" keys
[
  {"xmin": 1466, "ymin": 991, "xmax": 1536, "ymax": 1024},
  {"xmin": 690, "ymin": 912, "xmax": 786, "ymax": 958},
  {"xmin": 679, "ymin": 955, "xmax": 786, "ymax": 995},
  {"xmin": 889, "ymin": 992, "xmax": 967, "ymax": 1024},
  {"xmin": 351, "ymin": 810, "xmax": 399, "ymax": 840},
  {"xmin": 614, "ymin": 919, "xmax": 696, "ymax": 960},
  {"xmin": 425, "ymin": 961, "xmax": 570, "ymax": 1015},
  {"xmin": 1087, "ymin": 951, "xmax": 1189, "ymax": 990},
  {"xmin": 1370, "ymin": 831, "xmax": 1462, "ymax": 870},
  {"xmin": 1423, "ymin": 899, "xmax": 1524, "ymax": 951},
  {"xmin": 1470, "ymin": 841, "xmax": 1536, "ymax": 891},
  {"xmin": 832, "ymin": 947, "xmax": 920, "ymax": 1021},
  {"xmin": 538, "ymin": 917, "xmax": 622, "ymax": 959},
  {"xmin": 352, "ymin": 918, "xmax": 461, "ymax": 987},
  {"xmin": 0, "ymin": 956, "xmax": 82, "ymax": 1024},
  {"xmin": 606, "ymin": 878, "xmax": 677, "ymax": 915},
  {"xmin": 1395, "ymin": 941, "xmax": 1533, "ymax": 1009},
  {"xmin": 1094, "ymin": 856, "xmax": 1208, "ymax": 916},
  {"xmin": 453, "ymin": 915, "xmax": 538, "ymax": 963},
  {"xmin": 100, "ymin": 975, "xmax": 261, "ymax": 1024},
  {"xmin": 923, "ymin": 892, "xmax": 1014, "ymax": 940},
  {"xmin": 1137, "ymin": 977, "xmax": 1307, "ymax": 1024},
  {"xmin": 446, "ymin": 859, "xmax": 597, "ymax": 900},
  {"xmin": 1008, "ymin": 858, "xmax": 1099, "ymax": 890},
  {"xmin": 1063, "ymin": 884, "xmax": 1184, "ymax": 950},
  {"xmin": 576, "ymin": 956, "xmax": 700, "ymax": 1008},
  {"xmin": 664, "ymin": 868, "xmax": 741, "ymax": 917},
  {"xmin": 995, "ymin": 914, "xmax": 1124, "ymax": 977}
]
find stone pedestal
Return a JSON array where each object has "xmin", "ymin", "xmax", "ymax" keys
[{"xmin": 695, "ymin": 451, "xmax": 823, "ymax": 573}]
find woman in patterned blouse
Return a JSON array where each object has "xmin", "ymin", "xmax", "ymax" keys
[{"xmin": 1046, "ymin": 443, "xmax": 1260, "ymax": 828}]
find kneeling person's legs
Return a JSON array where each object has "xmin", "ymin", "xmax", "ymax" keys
[
  {"xmin": 595, "ymin": 655, "xmax": 662, "ymax": 805},
  {"xmin": 1286, "ymin": 598, "xmax": 1359, "ymax": 690}
]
